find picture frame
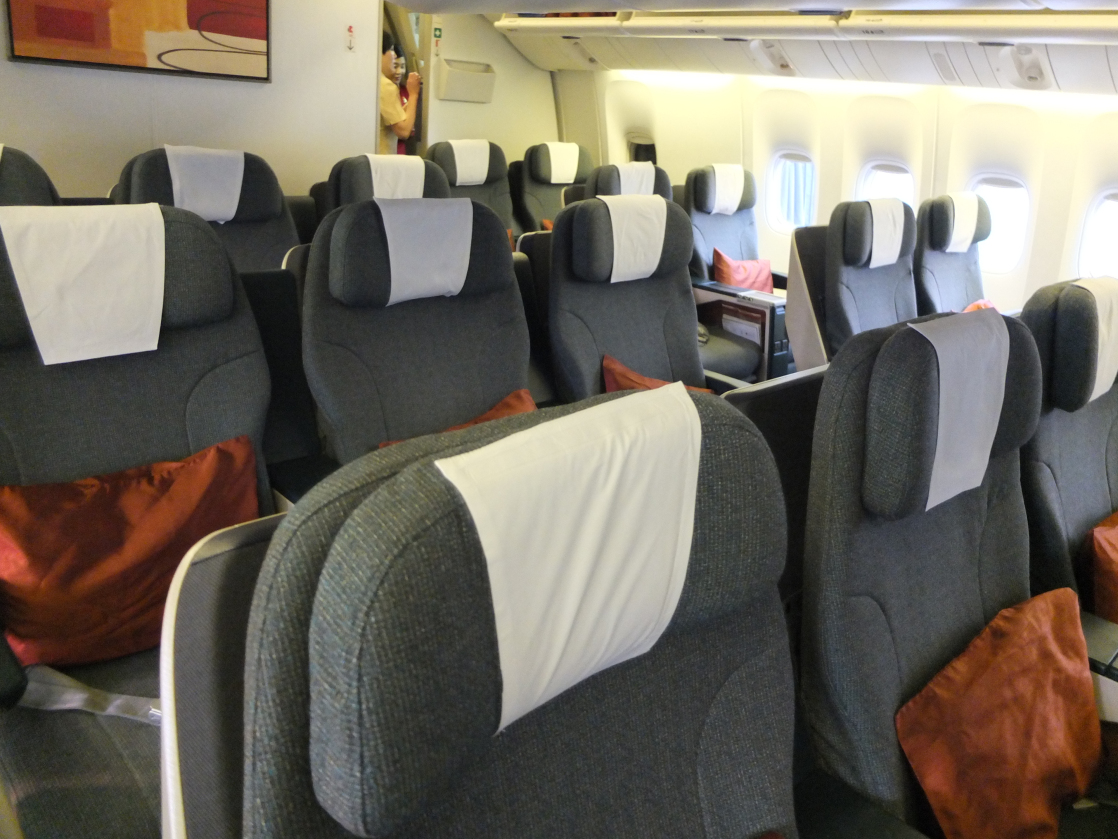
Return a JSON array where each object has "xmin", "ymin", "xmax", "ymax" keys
[{"xmin": 5, "ymin": 0, "xmax": 270, "ymax": 82}]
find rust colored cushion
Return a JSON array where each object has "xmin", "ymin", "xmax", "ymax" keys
[
  {"xmin": 541, "ymin": 219, "xmax": 554, "ymax": 231},
  {"xmin": 1088, "ymin": 509, "xmax": 1118, "ymax": 623},
  {"xmin": 713, "ymin": 248, "xmax": 773, "ymax": 294},
  {"xmin": 895, "ymin": 588, "xmax": 1101, "ymax": 839},
  {"xmin": 962, "ymin": 299, "xmax": 997, "ymax": 313},
  {"xmin": 602, "ymin": 355, "xmax": 712, "ymax": 394},
  {"xmin": 379, "ymin": 389, "xmax": 537, "ymax": 449},
  {"xmin": 0, "ymin": 437, "xmax": 259, "ymax": 667}
]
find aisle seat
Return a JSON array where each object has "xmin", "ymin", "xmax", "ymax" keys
[
  {"xmin": 425, "ymin": 140, "xmax": 519, "ymax": 235},
  {"xmin": 0, "ymin": 145, "xmax": 60, "ymax": 206},
  {"xmin": 913, "ymin": 192, "xmax": 992, "ymax": 315},
  {"xmin": 509, "ymin": 142, "xmax": 593, "ymax": 233}
]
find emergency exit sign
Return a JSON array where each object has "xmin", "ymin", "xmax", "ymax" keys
[{"xmin": 434, "ymin": 27, "xmax": 442, "ymax": 38}]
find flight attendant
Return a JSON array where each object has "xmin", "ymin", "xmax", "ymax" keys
[{"xmin": 380, "ymin": 33, "xmax": 421, "ymax": 155}]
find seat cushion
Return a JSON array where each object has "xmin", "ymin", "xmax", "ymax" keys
[
  {"xmin": 379, "ymin": 390, "xmax": 537, "ymax": 448},
  {"xmin": 713, "ymin": 249, "xmax": 772, "ymax": 293},
  {"xmin": 699, "ymin": 329, "xmax": 761, "ymax": 381},
  {"xmin": 603, "ymin": 355, "xmax": 711, "ymax": 394},
  {"xmin": 1088, "ymin": 511, "xmax": 1118, "ymax": 623}
]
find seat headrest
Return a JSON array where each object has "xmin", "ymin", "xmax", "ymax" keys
[
  {"xmin": 689, "ymin": 164, "xmax": 757, "ymax": 215},
  {"xmin": 838, "ymin": 199, "xmax": 917, "ymax": 268},
  {"xmin": 862, "ymin": 311, "xmax": 1041, "ymax": 520},
  {"xmin": 526, "ymin": 142, "xmax": 592, "ymax": 185},
  {"xmin": 1024, "ymin": 277, "xmax": 1118, "ymax": 412},
  {"xmin": 927, "ymin": 193, "xmax": 992, "ymax": 253},
  {"xmin": 332, "ymin": 156, "xmax": 451, "ymax": 204},
  {"xmin": 427, "ymin": 141, "xmax": 507, "ymax": 187},
  {"xmin": 0, "ymin": 206, "xmax": 235, "ymax": 351},
  {"xmin": 326, "ymin": 199, "xmax": 513, "ymax": 308},
  {"xmin": 306, "ymin": 391, "xmax": 785, "ymax": 837},
  {"xmin": 585, "ymin": 162, "xmax": 671, "ymax": 200},
  {"xmin": 127, "ymin": 149, "xmax": 285, "ymax": 223},
  {"xmin": 0, "ymin": 145, "xmax": 60, "ymax": 207},
  {"xmin": 568, "ymin": 196, "xmax": 692, "ymax": 284}
]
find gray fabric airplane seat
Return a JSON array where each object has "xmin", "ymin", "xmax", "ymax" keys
[
  {"xmin": 0, "ymin": 146, "xmax": 60, "ymax": 206},
  {"xmin": 683, "ymin": 164, "xmax": 761, "ymax": 283},
  {"xmin": 1021, "ymin": 278, "xmax": 1118, "ymax": 601},
  {"xmin": 583, "ymin": 161, "xmax": 673, "ymax": 201},
  {"xmin": 116, "ymin": 148, "xmax": 299, "ymax": 273},
  {"xmin": 509, "ymin": 142, "xmax": 594, "ymax": 233},
  {"xmin": 425, "ymin": 141, "xmax": 518, "ymax": 236},
  {"xmin": 321, "ymin": 156, "xmax": 450, "ymax": 217},
  {"xmin": 244, "ymin": 387, "xmax": 796, "ymax": 839},
  {"xmin": 549, "ymin": 195, "xmax": 706, "ymax": 402},
  {"xmin": 801, "ymin": 309, "xmax": 1044, "ymax": 828},
  {"xmin": 825, "ymin": 199, "xmax": 918, "ymax": 357},
  {"xmin": 913, "ymin": 193, "xmax": 992, "ymax": 315},
  {"xmin": 302, "ymin": 198, "xmax": 529, "ymax": 463},
  {"xmin": 0, "ymin": 206, "xmax": 271, "ymax": 839}
]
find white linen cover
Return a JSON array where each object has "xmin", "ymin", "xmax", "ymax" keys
[
  {"xmin": 544, "ymin": 142, "xmax": 580, "ymax": 184},
  {"xmin": 616, "ymin": 161, "xmax": 655, "ymax": 196},
  {"xmin": 868, "ymin": 198, "xmax": 905, "ymax": 269},
  {"xmin": 448, "ymin": 140, "xmax": 491, "ymax": 187},
  {"xmin": 375, "ymin": 197, "xmax": 472, "ymax": 306},
  {"xmin": 1074, "ymin": 277, "xmax": 1118, "ymax": 402},
  {"xmin": 946, "ymin": 192, "xmax": 980, "ymax": 253},
  {"xmin": 367, "ymin": 153, "xmax": 426, "ymax": 199},
  {"xmin": 908, "ymin": 308, "xmax": 1009, "ymax": 511},
  {"xmin": 0, "ymin": 204, "xmax": 165, "ymax": 365},
  {"xmin": 435, "ymin": 383, "xmax": 701, "ymax": 731},
  {"xmin": 711, "ymin": 164, "xmax": 746, "ymax": 216},
  {"xmin": 164, "ymin": 145, "xmax": 244, "ymax": 224},
  {"xmin": 599, "ymin": 194, "xmax": 667, "ymax": 284}
]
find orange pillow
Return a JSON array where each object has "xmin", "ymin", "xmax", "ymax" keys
[
  {"xmin": 541, "ymin": 219, "xmax": 554, "ymax": 231},
  {"xmin": 379, "ymin": 389, "xmax": 537, "ymax": 449},
  {"xmin": 895, "ymin": 588, "xmax": 1101, "ymax": 839},
  {"xmin": 602, "ymin": 355, "xmax": 712, "ymax": 394},
  {"xmin": 713, "ymin": 248, "xmax": 773, "ymax": 294},
  {"xmin": 962, "ymin": 299, "xmax": 997, "ymax": 313},
  {"xmin": 1088, "ymin": 509, "xmax": 1118, "ymax": 623},
  {"xmin": 0, "ymin": 437, "xmax": 259, "ymax": 667},
  {"xmin": 507, "ymin": 229, "xmax": 515, "ymax": 251}
]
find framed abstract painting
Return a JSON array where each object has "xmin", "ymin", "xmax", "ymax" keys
[{"xmin": 6, "ymin": 0, "xmax": 269, "ymax": 80}]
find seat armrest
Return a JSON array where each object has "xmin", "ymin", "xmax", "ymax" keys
[
  {"xmin": 704, "ymin": 369, "xmax": 749, "ymax": 395},
  {"xmin": 795, "ymin": 768, "xmax": 930, "ymax": 838},
  {"xmin": 772, "ymin": 270, "xmax": 788, "ymax": 290},
  {"xmin": 0, "ymin": 634, "xmax": 27, "ymax": 711},
  {"xmin": 267, "ymin": 454, "xmax": 341, "ymax": 505}
]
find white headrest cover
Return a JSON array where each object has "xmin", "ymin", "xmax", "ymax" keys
[
  {"xmin": 908, "ymin": 308, "xmax": 1009, "ymax": 510},
  {"xmin": 617, "ymin": 161, "xmax": 655, "ymax": 196},
  {"xmin": 366, "ymin": 154, "xmax": 426, "ymax": 199},
  {"xmin": 0, "ymin": 204, "xmax": 165, "ymax": 365},
  {"xmin": 599, "ymin": 195, "xmax": 667, "ymax": 284},
  {"xmin": 711, "ymin": 164, "xmax": 746, "ymax": 216},
  {"xmin": 868, "ymin": 198, "xmax": 905, "ymax": 269},
  {"xmin": 164, "ymin": 145, "xmax": 244, "ymax": 224},
  {"xmin": 448, "ymin": 140, "xmax": 490, "ymax": 187},
  {"xmin": 375, "ymin": 198, "xmax": 472, "ymax": 306},
  {"xmin": 1074, "ymin": 277, "xmax": 1118, "ymax": 402},
  {"xmin": 544, "ymin": 142, "xmax": 580, "ymax": 184},
  {"xmin": 435, "ymin": 383, "xmax": 700, "ymax": 731},
  {"xmin": 946, "ymin": 192, "xmax": 980, "ymax": 253}
]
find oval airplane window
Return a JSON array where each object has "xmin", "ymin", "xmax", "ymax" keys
[
  {"xmin": 857, "ymin": 162, "xmax": 916, "ymax": 206},
  {"xmin": 1079, "ymin": 192, "xmax": 1118, "ymax": 279},
  {"xmin": 768, "ymin": 152, "xmax": 817, "ymax": 234},
  {"xmin": 971, "ymin": 177, "xmax": 1031, "ymax": 275}
]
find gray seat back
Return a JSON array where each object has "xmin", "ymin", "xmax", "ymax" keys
[
  {"xmin": 244, "ymin": 391, "xmax": 795, "ymax": 839},
  {"xmin": 302, "ymin": 199, "xmax": 529, "ymax": 462},
  {"xmin": 824, "ymin": 201, "xmax": 918, "ymax": 356},
  {"xmin": 511, "ymin": 143, "xmax": 593, "ymax": 233},
  {"xmin": 913, "ymin": 194, "xmax": 992, "ymax": 314},
  {"xmin": 801, "ymin": 312, "xmax": 1041, "ymax": 824},
  {"xmin": 583, "ymin": 163, "xmax": 673, "ymax": 201},
  {"xmin": 549, "ymin": 196, "xmax": 704, "ymax": 402},
  {"xmin": 683, "ymin": 165, "xmax": 760, "ymax": 283},
  {"xmin": 425, "ymin": 142, "xmax": 518, "ymax": 235},
  {"xmin": 0, "ymin": 147, "xmax": 60, "ymax": 206},
  {"xmin": 0, "ymin": 205, "xmax": 272, "ymax": 504},
  {"xmin": 1021, "ymin": 279, "xmax": 1118, "ymax": 601},
  {"xmin": 323, "ymin": 156, "xmax": 449, "ymax": 216},
  {"xmin": 118, "ymin": 149, "xmax": 299, "ymax": 273}
]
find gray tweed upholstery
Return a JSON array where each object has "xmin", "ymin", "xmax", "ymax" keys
[
  {"xmin": 1021, "ymin": 280, "xmax": 1118, "ymax": 602},
  {"xmin": 0, "ymin": 207, "xmax": 272, "ymax": 839},
  {"xmin": 322, "ymin": 157, "xmax": 450, "ymax": 218},
  {"xmin": 511, "ymin": 144, "xmax": 593, "ymax": 233},
  {"xmin": 801, "ymin": 314, "xmax": 1041, "ymax": 826},
  {"xmin": 0, "ymin": 147, "xmax": 60, "ymax": 206},
  {"xmin": 683, "ymin": 165, "xmax": 760, "ymax": 284},
  {"xmin": 548, "ymin": 197, "xmax": 705, "ymax": 401},
  {"xmin": 913, "ymin": 195, "xmax": 991, "ymax": 315},
  {"xmin": 825, "ymin": 201, "xmax": 918, "ymax": 357},
  {"xmin": 117, "ymin": 149, "xmax": 299, "ymax": 272},
  {"xmin": 301, "ymin": 199, "xmax": 529, "ymax": 462},
  {"xmin": 583, "ymin": 163, "xmax": 673, "ymax": 201},
  {"xmin": 425, "ymin": 142, "xmax": 518, "ymax": 235},
  {"xmin": 243, "ymin": 392, "xmax": 795, "ymax": 838}
]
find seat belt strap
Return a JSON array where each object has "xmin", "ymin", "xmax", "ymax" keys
[{"xmin": 16, "ymin": 664, "xmax": 161, "ymax": 726}]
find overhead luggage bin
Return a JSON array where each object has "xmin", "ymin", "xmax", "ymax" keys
[{"xmin": 417, "ymin": 2, "xmax": 1118, "ymax": 14}]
